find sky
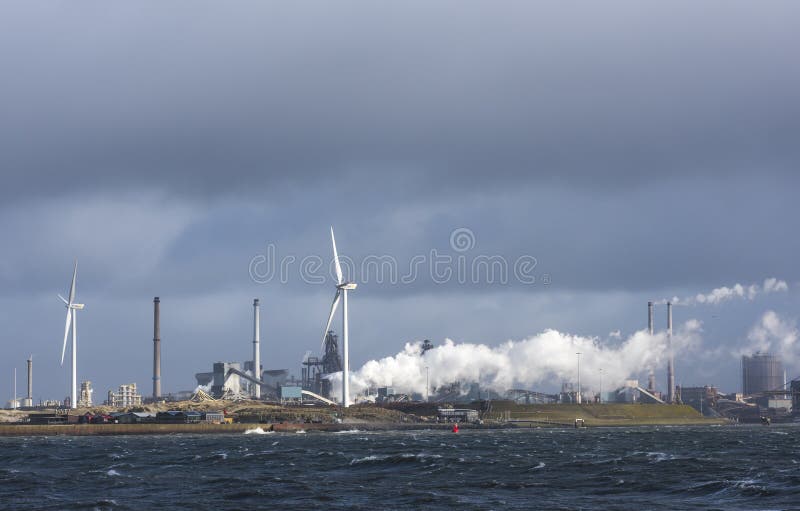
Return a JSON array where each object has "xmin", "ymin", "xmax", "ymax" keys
[{"xmin": 1, "ymin": 1, "xmax": 799, "ymax": 403}]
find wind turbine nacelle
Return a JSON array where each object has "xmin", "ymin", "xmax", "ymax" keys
[
  {"xmin": 338, "ymin": 283, "xmax": 357, "ymax": 290},
  {"xmin": 71, "ymin": 304, "xmax": 85, "ymax": 310}
]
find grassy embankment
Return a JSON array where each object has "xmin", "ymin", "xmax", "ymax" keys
[
  {"xmin": 0, "ymin": 401, "xmax": 726, "ymax": 436},
  {"xmin": 483, "ymin": 403, "xmax": 727, "ymax": 427}
]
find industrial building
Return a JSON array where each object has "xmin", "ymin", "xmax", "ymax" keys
[
  {"xmin": 262, "ymin": 369, "xmax": 290, "ymax": 390},
  {"xmin": 301, "ymin": 330, "xmax": 343, "ymax": 398},
  {"xmin": 117, "ymin": 412, "xmax": 156, "ymax": 424},
  {"xmin": 792, "ymin": 380, "xmax": 800, "ymax": 413},
  {"xmin": 742, "ymin": 352, "xmax": 785, "ymax": 396},
  {"xmin": 681, "ymin": 386, "xmax": 719, "ymax": 415},
  {"xmin": 77, "ymin": 381, "xmax": 93, "ymax": 408},
  {"xmin": 210, "ymin": 362, "xmax": 243, "ymax": 397},
  {"xmin": 279, "ymin": 385, "xmax": 302, "ymax": 404},
  {"xmin": 107, "ymin": 383, "xmax": 143, "ymax": 408},
  {"xmin": 438, "ymin": 408, "xmax": 479, "ymax": 423},
  {"xmin": 156, "ymin": 410, "xmax": 202, "ymax": 424}
]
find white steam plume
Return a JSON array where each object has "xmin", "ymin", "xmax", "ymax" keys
[
  {"xmin": 742, "ymin": 311, "xmax": 799, "ymax": 366},
  {"xmin": 664, "ymin": 277, "xmax": 788, "ymax": 306},
  {"xmin": 329, "ymin": 322, "xmax": 702, "ymax": 398}
]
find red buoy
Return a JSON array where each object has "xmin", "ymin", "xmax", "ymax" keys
[{"xmin": 452, "ymin": 423, "xmax": 459, "ymax": 433}]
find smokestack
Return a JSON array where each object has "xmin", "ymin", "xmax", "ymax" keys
[
  {"xmin": 667, "ymin": 301, "xmax": 675, "ymax": 404},
  {"xmin": 26, "ymin": 356, "xmax": 32, "ymax": 404},
  {"xmin": 648, "ymin": 301, "xmax": 655, "ymax": 395},
  {"xmin": 253, "ymin": 298, "xmax": 261, "ymax": 399},
  {"xmin": 153, "ymin": 297, "xmax": 161, "ymax": 399}
]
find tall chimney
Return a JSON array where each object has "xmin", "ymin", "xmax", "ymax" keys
[
  {"xmin": 648, "ymin": 300, "xmax": 655, "ymax": 396},
  {"xmin": 667, "ymin": 301, "xmax": 675, "ymax": 404},
  {"xmin": 153, "ymin": 297, "xmax": 161, "ymax": 399},
  {"xmin": 26, "ymin": 356, "xmax": 32, "ymax": 404},
  {"xmin": 253, "ymin": 298, "xmax": 261, "ymax": 399}
]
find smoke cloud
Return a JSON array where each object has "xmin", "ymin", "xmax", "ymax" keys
[
  {"xmin": 666, "ymin": 278, "xmax": 788, "ymax": 306},
  {"xmin": 329, "ymin": 322, "xmax": 703, "ymax": 399},
  {"xmin": 744, "ymin": 311, "xmax": 799, "ymax": 368}
]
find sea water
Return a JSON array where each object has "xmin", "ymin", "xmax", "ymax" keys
[{"xmin": 1, "ymin": 425, "xmax": 799, "ymax": 510}]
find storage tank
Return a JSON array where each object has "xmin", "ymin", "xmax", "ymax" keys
[{"xmin": 742, "ymin": 353, "xmax": 784, "ymax": 395}]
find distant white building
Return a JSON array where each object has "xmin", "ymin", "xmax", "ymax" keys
[
  {"xmin": 108, "ymin": 383, "xmax": 143, "ymax": 408},
  {"xmin": 78, "ymin": 381, "xmax": 93, "ymax": 408}
]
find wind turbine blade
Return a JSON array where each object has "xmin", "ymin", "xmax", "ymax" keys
[
  {"xmin": 67, "ymin": 260, "xmax": 77, "ymax": 305},
  {"xmin": 61, "ymin": 309, "xmax": 72, "ymax": 366},
  {"xmin": 57, "ymin": 294, "xmax": 68, "ymax": 305},
  {"xmin": 322, "ymin": 290, "xmax": 341, "ymax": 349},
  {"xmin": 330, "ymin": 227, "xmax": 343, "ymax": 285}
]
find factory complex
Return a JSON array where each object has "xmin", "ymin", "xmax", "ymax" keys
[
  {"xmin": 2, "ymin": 236, "xmax": 796, "ymax": 428},
  {"xmin": 4, "ymin": 294, "xmax": 797, "ymax": 428}
]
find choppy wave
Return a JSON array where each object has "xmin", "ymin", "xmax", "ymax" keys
[
  {"xmin": 350, "ymin": 453, "xmax": 443, "ymax": 465},
  {"xmin": 244, "ymin": 427, "xmax": 274, "ymax": 435},
  {"xmin": 2, "ymin": 426, "xmax": 800, "ymax": 509}
]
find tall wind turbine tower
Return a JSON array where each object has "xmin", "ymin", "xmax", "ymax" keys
[
  {"xmin": 58, "ymin": 261, "xmax": 84, "ymax": 409},
  {"xmin": 253, "ymin": 298, "xmax": 261, "ymax": 399},
  {"xmin": 322, "ymin": 227, "xmax": 357, "ymax": 407}
]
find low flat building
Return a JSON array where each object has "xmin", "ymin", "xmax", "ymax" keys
[
  {"xmin": 438, "ymin": 408, "xmax": 479, "ymax": 423},
  {"xmin": 117, "ymin": 412, "xmax": 156, "ymax": 424},
  {"xmin": 27, "ymin": 414, "xmax": 68, "ymax": 425},
  {"xmin": 280, "ymin": 385, "xmax": 303, "ymax": 404},
  {"xmin": 202, "ymin": 411, "xmax": 225, "ymax": 424},
  {"xmin": 156, "ymin": 410, "xmax": 202, "ymax": 424}
]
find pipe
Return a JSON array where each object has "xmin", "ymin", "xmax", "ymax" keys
[
  {"xmin": 253, "ymin": 298, "xmax": 261, "ymax": 399},
  {"xmin": 153, "ymin": 297, "xmax": 161, "ymax": 399}
]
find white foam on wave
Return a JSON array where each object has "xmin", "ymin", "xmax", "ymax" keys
[
  {"xmin": 244, "ymin": 427, "xmax": 274, "ymax": 435},
  {"xmin": 106, "ymin": 469, "xmax": 121, "ymax": 477},
  {"xmin": 295, "ymin": 429, "xmax": 306, "ymax": 434},
  {"xmin": 350, "ymin": 453, "xmax": 443, "ymax": 465},
  {"xmin": 334, "ymin": 429, "xmax": 362, "ymax": 434}
]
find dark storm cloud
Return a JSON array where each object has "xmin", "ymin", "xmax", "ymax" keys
[
  {"xmin": 0, "ymin": 1, "xmax": 798, "ymax": 202},
  {"xmin": 1, "ymin": 2, "xmax": 798, "ymax": 400}
]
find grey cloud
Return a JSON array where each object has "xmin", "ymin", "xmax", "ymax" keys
[
  {"xmin": 1, "ymin": 1, "xmax": 798, "ymax": 403},
  {"xmin": 0, "ymin": 2, "xmax": 798, "ymax": 202}
]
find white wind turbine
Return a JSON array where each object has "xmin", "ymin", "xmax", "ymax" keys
[
  {"xmin": 322, "ymin": 227, "xmax": 357, "ymax": 407},
  {"xmin": 58, "ymin": 261, "xmax": 84, "ymax": 409}
]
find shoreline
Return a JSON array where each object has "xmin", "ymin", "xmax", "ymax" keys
[{"xmin": 0, "ymin": 418, "xmax": 728, "ymax": 437}]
